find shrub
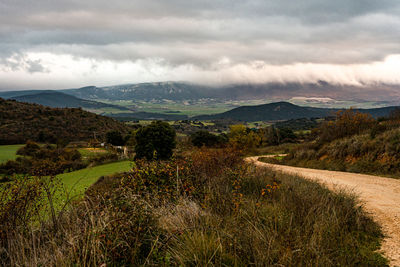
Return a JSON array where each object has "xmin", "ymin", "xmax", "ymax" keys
[{"xmin": 16, "ymin": 140, "xmax": 40, "ymax": 156}]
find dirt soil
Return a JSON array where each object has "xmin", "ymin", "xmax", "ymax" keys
[{"xmin": 246, "ymin": 156, "xmax": 400, "ymax": 267}]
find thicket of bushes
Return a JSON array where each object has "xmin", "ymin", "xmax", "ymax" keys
[
  {"xmin": 0, "ymin": 141, "xmax": 120, "ymax": 180},
  {"xmin": 0, "ymin": 142, "xmax": 86, "ymax": 177},
  {"xmin": 0, "ymin": 147, "xmax": 387, "ymax": 266}
]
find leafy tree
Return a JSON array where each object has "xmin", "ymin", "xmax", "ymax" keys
[
  {"xmin": 229, "ymin": 124, "xmax": 247, "ymax": 138},
  {"xmin": 124, "ymin": 130, "xmax": 138, "ymax": 147},
  {"xmin": 106, "ymin": 131, "xmax": 125, "ymax": 146},
  {"xmin": 135, "ymin": 121, "xmax": 176, "ymax": 160},
  {"xmin": 262, "ymin": 127, "xmax": 297, "ymax": 146},
  {"xmin": 228, "ymin": 124, "xmax": 261, "ymax": 150},
  {"xmin": 190, "ymin": 130, "xmax": 228, "ymax": 148}
]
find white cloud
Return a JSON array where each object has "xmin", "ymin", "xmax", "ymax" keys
[{"xmin": 1, "ymin": 52, "xmax": 400, "ymax": 90}]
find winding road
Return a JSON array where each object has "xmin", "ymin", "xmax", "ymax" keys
[{"xmin": 246, "ymin": 156, "xmax": 400, "ymax": 266}]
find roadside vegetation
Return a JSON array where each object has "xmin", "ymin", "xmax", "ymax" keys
[
  {"xmin": 0, "ymin": 146, "xmax": 387, "ymax": 266},
  {"xmin": 263, "ymin": 109, "xmax": 400, "ymax": 177}
]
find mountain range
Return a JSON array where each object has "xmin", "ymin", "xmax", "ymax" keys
[
  {"xmin": 55, "ymin": 81, "xmax": 400, "ymax": 103},
  {"xmin": 3, "ymin": 81, "xmax": 399, "ymax": 102},
  {"xmin": 1, "ymin": 81, "xmax": 400, "ymax": 122}
]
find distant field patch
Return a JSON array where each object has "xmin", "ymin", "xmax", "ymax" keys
[
  {"xmin": 78, "ymin": 147, "xmax": 108, "ymax": 158},
  {"xmin": 0, "ymin": 144, "xmax": 24, "ymax": 163}
]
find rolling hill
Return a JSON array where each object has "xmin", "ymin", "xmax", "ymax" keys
[
  {"xmin": 194, "ymin": 102, "xmax": 400, "ymax": 121},
  {"xmin": 10, "ymin": 91, "xmax": 130, "ymax": 111},
  {"xmin": 0, "ymin": 98, "xmax": 131, "ymax": 144}
]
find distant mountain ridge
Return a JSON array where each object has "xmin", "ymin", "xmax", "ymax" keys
[
  {"xmin": 1, "ymin": 81, "xmax": 400, "ymax": 104},
  {"xmin": 60, "ymin": 82, "xmax": 209, "ymax": 101},
  {"xmin": 57, "ymin": 81, "xmax": 400, "ymax": 103},
  {"xmin": 193, "ymin": 102, "xmax": 399, "ymax": 122}
]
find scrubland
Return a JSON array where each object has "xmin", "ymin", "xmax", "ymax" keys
[{"xmin": 0, "ymin": 147, "xmax": 387, "ymax": 266}]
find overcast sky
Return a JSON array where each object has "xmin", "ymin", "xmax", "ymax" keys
[{"xmin": 1, "ymin": 0, "xmax": 400, "ymax": 90}]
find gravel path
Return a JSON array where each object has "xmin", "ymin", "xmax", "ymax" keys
[{"xmin": 246, "ymin": 156, "xmax": 400, "ymax": 266}]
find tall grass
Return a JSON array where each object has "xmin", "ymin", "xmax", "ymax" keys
[{"xmin": 0, "ymin": 147, "xmax": 387, "ymax": 266}]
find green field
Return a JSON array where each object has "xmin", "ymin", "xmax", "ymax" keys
[
  {"xmin": 0, "ymin": 144, "xmax": 24, "ymax": 163},
  {"xmin": 95, "ymin": 99, "xmax": 276, "ymax": 117},
  {"xmin": 78, "ymin": 147, "xmax": 108, "ymax": 159},
  {"xmin": 57, "ymin": 160, "xmax": 133, "ymax": 201}
]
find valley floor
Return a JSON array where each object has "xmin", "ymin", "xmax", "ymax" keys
[{"xmin": 247, "ymin": 156, "xmax": 400, "ymax": 266}]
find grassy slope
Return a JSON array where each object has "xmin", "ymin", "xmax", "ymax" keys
[
  {"xmin": 0, "ymin": 144, "xmax": 24, "ymax": 163},
  {"xmin": 58, "ymin": 160, "xmax": 132, "ymax": 199}
]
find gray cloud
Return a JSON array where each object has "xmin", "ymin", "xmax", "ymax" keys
[
  {"xmin": 0, "ymin": 0, "xmax": 400, "ymax": 89},
  {"xmin": 0, "ymin": 53, "xmax": 47, "ymax": 73}
]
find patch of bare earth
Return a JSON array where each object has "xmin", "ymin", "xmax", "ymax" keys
[{"xmin": 246, "ymin": 156, "xmax": 400, "ymax": 267}]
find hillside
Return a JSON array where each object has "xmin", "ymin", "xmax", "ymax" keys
[
  {"xmin": 194, "ymin": 101, "xmax": 399, "ymax": 121},
  {"xmin": 10, "ymin": 91, "xmax": 130, "ymax": 111},
  {"xmin": 195, "ymin": 102, "xmax": 332, "ymax": 121},
  {"xmin": 0, "ymin": 98, "xmax": 131, "ymax": 144}
]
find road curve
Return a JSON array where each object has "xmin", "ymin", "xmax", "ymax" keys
[{"xmin": 246, "ymin": 156, "xmax": 400, "ymax": 266}]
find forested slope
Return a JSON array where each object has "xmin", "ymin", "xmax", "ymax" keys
[{"xmin": 0, "ymin": 98, "xmax": 131, "ymax": 144}]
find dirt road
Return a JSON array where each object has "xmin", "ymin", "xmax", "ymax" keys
[{"xmin": 246, "ymin": 156, "xmax": 400, "ymax": 266}]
